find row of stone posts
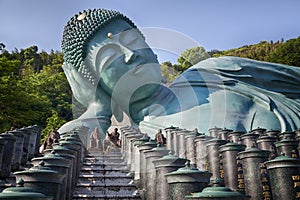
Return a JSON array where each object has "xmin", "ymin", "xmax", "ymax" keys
[
  {"xmin": 120, "ymin": 126, "xmax": 300, "ymax": 200},
  {"xmin": 0, "ymin": 125, "xmax": 42, "ymax": 184},
  {"xmin": 0, "ymin": 127, "xmax": 88, "ymax": 200},
  {"xmin": 120, "ymin": 126, "xmax": 211, "ymax": 200}
]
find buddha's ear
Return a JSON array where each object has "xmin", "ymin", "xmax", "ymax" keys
[{"xmin": 112, "ymin": 100, "xmax": 124, "ymax": 122}]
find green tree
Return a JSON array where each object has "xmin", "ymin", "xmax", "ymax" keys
[
  {"xmin": 269, "ymin": 36, "xmax": 300, "ymax": 67},
  {"xmin": 160, "ymin": 61, "xmax": 181, "ymax": 83},
  {"xmin": 41, "ymin": 110, "xmax": 66, "ymax": 144},
  {"xmin": 177, "ymin": 46, "xmax": 210, "ymax": 71},
  {"xmin": 21, "ymin": 45, "xmax": 42, "ymax": 75},
  {"xmin": 0, "ymin": 47, "xmax": 72, "ymax": 138},
  {"xmin": 209, "ymin": 40, "xmax": 285, "ymax": 63},
  {"xmin": 0, "ymin": 71, "xmax": 52, "ymax": 132}
]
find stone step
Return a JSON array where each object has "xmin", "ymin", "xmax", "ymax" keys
[
  {"xmin": 85, "ymin": 153, "xmax": 122, "ymax": 157},
  {"xmin": 83, "ymin": 160, "xmax": 127, "ymax": 166},
  {"xmin": 72, "ymin": 193, "xmax": 140, "ymax": 200},
  {"xmin": 73, "ymin": 183, "xmax": 138, "ymax": 196},
  {"xmin": 86, "ymin": 151, "xmax": 122, "ymax": 157},
  {"xmin": 80, "ymin": 169, "xmax": 130, "ymax": 176},
  {"xmin": 79, "ymin": 174, "xmax": 133, "ymax": 184},
  {"xmin": 83, "ymin": 162, "xmax": 126, "ymax": 166},
  {"xmin": 73, "ymin": 149, "xmax": 140, "ymax": 199},
  {"xmin": 81, "ymin": 164, "xmax": 129, "ymax": 171},
  {"xmin": 84, "ymin": 158, "xmax": 125, "ymax": 164}
]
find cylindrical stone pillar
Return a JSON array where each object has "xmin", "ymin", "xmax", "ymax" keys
[
  {"xmin": 219, "ymin": 142, "xmax": 246, "ymax": 191},
  {"xmin": 33, "ymin": 125, "xmax": 42, "ymax": 156},
  {"xmin": 256, "ymin": 134, "xmax": 277, "ymax": 159},
  {"xmin": 50, "ymin": 144, "xmax": 77, "ymax": 189},
  {"xmin": 138, "ymin": 139, "xmax": 157, "ymax": 193},
  {"xmin": 25, "ymin": 126, "xmax": 38, "ymax": 159},
  {"xmin": 58, "ymin": 139, "xmax": 81, "ymax": 182},
  {"xmin": 51, "ymin": 150, "xmax": 75, "ymax": 197},
  {"xmin": 238, "ymin": 147, "xmax": 271, "ymax": 200},
  {"xmin": 31, "ymin": 152, "xmax": 71, "ymax": 200},
  {"xmin": 123, "ymin": 131, "xmax": 139, "ymax": 166},
  {"xmin": 165, "ymin": 161, "xmax": 212, "ymax": 200},
  {"xmin": 177, "ymin": 129, "xmax": 190, "ymax": 158},
  {"xmin": 19, "ymin": 128, "xmax": 31, "ymax": 165},
  {"xmin": 206, "ymin": 138, "xmax": 227, "ymax": 183},
  {"xmin": 165, "ymin": 126, "xmax": 178, "ymax": 152},
  {"xmin": 185, "ymin": 132, "xmax": 198, "ymax": 164},
  {"xmin": 278, "ymin": 131, "xmax": 296, "ymax": 141},
  {"xmin": 121, "ymin": 130, "xmax": 135, "ymax": 154},
  {"xmin": 173, "ymin": 130, "xmax": 181, "ymax": 156},
  {"xmin": 208, "ymin": 127, "xmax": 222, "ymax": 138},
  {"xmin": 144, "ymin": 145, "xmax": 169, "ymax": 200},
  {"xmin": 9, "ymin": 130, "xmax": 24, "ymax": 172},
  {"xmin": 127, "ymin": 133, "xmax": 143, "ymax": 172},
  {"xmin": 9, "ymin": 130, "xmax": 24, "ymax": 171},
  {"xmin": 0, "ymin": 179, "xmax": 53, "ymax": 200},
  {"xmin": 194, "ymin": 134, "xmax": 213, "ymax": 171},
  {"xmin": 66, "ymin": 133, "xmax": 85, "ymax": 163},
  {"xmin": 228, "ymin": 131, "xmax": 244, "ymax": 144},
  {"xmin": 0, "ymin": 139, "xmax": 7, "ymax": 174},
  {"xmin": 265, "ymin": 154, "xmax": 300, "ymax": 200},
  {"xmin": 133, "ymin": 135, "xmax": 150, "ymax": 187},
  {"xmin": 14, "ymin": 161, "xmax": 65, "ymax": 200},
  {"xmin": 275, "ymin": 138, "xmax": 299, "ymax": 158},
  {"xmin": 0, "ymin": 132, "xmax": 16, "ymax": 179},
  {"xmin": 256, "ymin": 135, "xmax": 277, "ymax": 152},
  {"xmin": 240, "ymin": 133, "xmax": 259, "ymax": 149},
  {"xmin": 264, "ymin": 130, "xmax": 280, "ymax": 141},
  {"xmin": 250, "ymin": 127, "xmax": 266, "ymax": 135},
  {"xmin": 185, "ymin": 184, "xmax": 250, "ymax": 200},
  {"xmin": 218, "ymin": 129, "xmax": 233, "ymax": 141},
  {"xmin": 152, "ymin": 151, "xmax": 187, "ymax": 200}
]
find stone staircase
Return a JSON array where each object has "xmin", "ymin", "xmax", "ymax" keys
[{"xmin": 72, "ymin": 149, "xmax": 141, "ymax": 200}]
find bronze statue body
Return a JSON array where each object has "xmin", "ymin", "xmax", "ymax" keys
[{"xmin": 58, "ymin": 9, "xmax": 300, "ymax": 137}]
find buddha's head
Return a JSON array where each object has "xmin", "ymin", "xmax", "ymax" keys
[{"xmin": 62, "ymin": 9, "xmax": 162, "ymax": 105}]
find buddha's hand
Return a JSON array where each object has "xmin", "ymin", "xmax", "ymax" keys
[{"xmin": 62, "ymin": 62, "xmax": 97, "ymax": 108}]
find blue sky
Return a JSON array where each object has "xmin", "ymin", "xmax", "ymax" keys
[{"xmin": 1, "ymin": 0, "xmax": 300, "ymax": 63}]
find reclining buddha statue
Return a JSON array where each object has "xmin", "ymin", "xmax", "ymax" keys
[{"xmin": 58, "ymin": 8, "xmax": 300, "ymax": 137}]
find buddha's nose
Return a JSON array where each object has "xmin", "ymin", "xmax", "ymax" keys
[
  {"xmin": 125, "ymin": 50, "xmax": 135, "ymax": 64},
  {"xmin": 121, "ymin": 45, "xmax": 136, "ymax": 64}
]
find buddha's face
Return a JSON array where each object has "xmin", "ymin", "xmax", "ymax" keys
[{"xmin": 85, "ymin": 19, "xmax": 162, "ymax": 103}]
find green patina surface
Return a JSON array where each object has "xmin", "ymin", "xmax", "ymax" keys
[{"xmin": 59, "ymin": 8, "xmax": 300, "ymax": 137}]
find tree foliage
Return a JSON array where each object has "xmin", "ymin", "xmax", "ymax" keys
[
  {"xmin": 208, "ymin": 37, "xmax": 300, "ymax": 67},
  {"xmin": 269, "ymin": 36, "xmax": 300, "ymax": 67},
  {"xmin": 177, "ymin": 46, "xmax": 210, "ymax": 71},
  {"xmin": 0, "ymin": 46, "xmax": 72, "ymax": 142},
  {"xmin": 160, "ymin": 61, "xmax": 181, "ymax": 83}
]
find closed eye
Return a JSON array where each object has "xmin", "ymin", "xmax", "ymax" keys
[
  {"xmin": 125, "ymin": 37, "xmax": 138, "ymax": 46},
  {"xmin": 96, "ymin": 44, "xmax": 118, "ymax": 72},
  {"xmin": 120, "ymin": 29, "xmax": 140, "ymax": 47},
  {"xmin": 99, "ymin": 54, "xmax": 116, "ymax": 72}
]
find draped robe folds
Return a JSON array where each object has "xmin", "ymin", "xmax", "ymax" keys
[{"xmin": 140, "ymin": 56, "xmax": 300, "ymax": 134}]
